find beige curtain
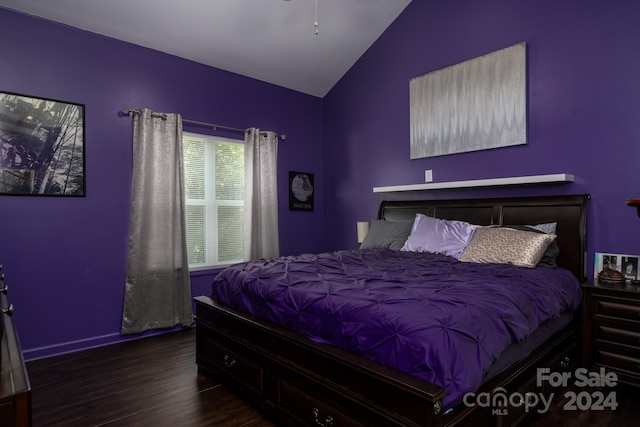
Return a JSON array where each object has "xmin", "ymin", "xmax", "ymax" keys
[
  {"xmin": 122, "ymin": 109, "xmax": 193, "ymax": 335},
  {"xmin": 244, "ymin": 128, "xmax": 279, "ymax": 260}
]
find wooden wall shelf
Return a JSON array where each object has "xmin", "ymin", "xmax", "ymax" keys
[
  {"xmin": 373, "ymin": 173, "xmax": 574, "ymax": 193},
  {"xmin": 627, "ymin": 199, "xmax": 640, "ymax": 217}
]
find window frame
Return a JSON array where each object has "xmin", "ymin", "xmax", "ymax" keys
[{"xmin": 183, "ymin": 131, "xmax": 244, "ymax": 271}]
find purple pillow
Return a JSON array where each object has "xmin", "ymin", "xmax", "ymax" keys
[{"xmin": 401, "ymin": 214, "xmax": 478, "ymax": 259}]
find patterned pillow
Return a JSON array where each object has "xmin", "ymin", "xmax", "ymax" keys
[
  {"xmin": 459, "ymin": 227, "xmax": 557, "ymax": 268},
  {"xmin": 496, "ymin": 225, "xmax": 559, "ymax": 267}
]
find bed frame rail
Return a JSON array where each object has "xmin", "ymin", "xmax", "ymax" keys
[{"xmin": 196, "ymin": 296, "xmax": 446, "ymax": 426}]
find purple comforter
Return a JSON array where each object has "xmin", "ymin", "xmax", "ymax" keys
[{"xmin": 211, "ymin": 249, "xmax": 581, "ymax": 408}]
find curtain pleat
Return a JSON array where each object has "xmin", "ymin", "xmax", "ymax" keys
[
  {"xmin": 244, "ymin": 128, "xmax": 279, "ymax": 260},
  {"xmin": 122, "ymin": 109, "xmax": 193, "ymax": 335}
]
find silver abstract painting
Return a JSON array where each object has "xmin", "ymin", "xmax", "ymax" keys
[{"xmin": 410, "ymin": 42, "xmax": 527, "ymax": 159}]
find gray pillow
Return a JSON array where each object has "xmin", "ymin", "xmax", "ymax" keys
[{"xmin": 360, "ymin": 220, "xmax": 413, "ymax": 251}]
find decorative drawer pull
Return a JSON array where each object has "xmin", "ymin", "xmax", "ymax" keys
[
  {"xmin": 2, "ymin": 304, "xmax": 14, "ymax": 316},
  {"xmin": 560, "ymin": 356, "xmax": 571, "ymax": 369},
  {"xmin": 223, "ymin": 354, "xmax": 236, "ymax": 368},
  {"xmin": 312, "ymin": 408, "xmax": 334, "ymax": 427}
]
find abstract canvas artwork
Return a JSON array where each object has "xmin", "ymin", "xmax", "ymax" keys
[{"xmin": 410, "ymin": 42, "xmax": 527, "ymax": 159}]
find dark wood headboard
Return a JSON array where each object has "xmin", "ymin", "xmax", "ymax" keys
[{"xmin": 377, "ymin": 194, "xmax": 590, "ymax": 283}]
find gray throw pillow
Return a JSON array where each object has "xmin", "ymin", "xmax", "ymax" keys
[{"xmin": 360, "ymin": 220, "xmax": 413, "ymax": 251}]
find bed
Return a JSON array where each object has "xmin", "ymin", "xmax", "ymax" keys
[{"xmin": 195, "ymin": 194, "xmax": 589, "ymax": 426}]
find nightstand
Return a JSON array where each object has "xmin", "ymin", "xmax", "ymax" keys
[{"xmin": 581, "ymin": 280, "xmax": 640, "ymax": 387}]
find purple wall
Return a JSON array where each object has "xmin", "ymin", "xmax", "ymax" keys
[
  {"xmin": 3, "ymin": 1, "xmax": 640, "ymax": 361},
  {"xmin": 0, "ymin": 8, "xmax": 324, "ymax": 359},
  {"xmin": 323, "ymin": 0, "xmax": 640, "ymax": 270}
]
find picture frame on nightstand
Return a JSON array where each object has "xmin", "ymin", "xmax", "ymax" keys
[{"xmin": 594, "ymin": 252, "xmax": 640, "ymax": 281}]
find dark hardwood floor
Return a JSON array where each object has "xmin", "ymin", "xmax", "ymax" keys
[
  {"xmin": 26, "ymin": 328, "xmax": 640, "ymax": 426},
  {"xmin": 26, "ymin": 328, "xmax": 275, "ymax": 427}
]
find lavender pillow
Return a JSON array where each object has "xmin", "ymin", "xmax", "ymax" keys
[{"xmin": 401, "ymin": 214, "xmax": 478, "ymax": 259}]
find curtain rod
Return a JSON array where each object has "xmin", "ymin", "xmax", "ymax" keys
[{"xmin": 120, "ymin": 109, "xmax": 286, "ymax": 140}]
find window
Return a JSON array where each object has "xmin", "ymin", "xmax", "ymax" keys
[{"xmin": 183, "ymin": 132, "xmax": 244, "ymax": 269}]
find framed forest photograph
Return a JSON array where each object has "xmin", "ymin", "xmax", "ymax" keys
[{"xmin": 0, "ymin": 91, "xmax": 85, "ymax": 196}]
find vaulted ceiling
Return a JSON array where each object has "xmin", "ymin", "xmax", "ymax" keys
[{"xmin": 0, "ymin": 0, "xmax": 412, "ymax": 97}]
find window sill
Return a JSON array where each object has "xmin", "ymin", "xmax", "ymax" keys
[{"xmin": 189, "ymin": 267, "xmax": 226, "ymax": 277}]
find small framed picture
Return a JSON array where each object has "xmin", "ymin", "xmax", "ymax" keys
[
  {"xmin": 0, "ymin": 90, "xmax": 85, "ymax": 196},
  {"xmin": 622, "ymin": 256, "xmax": 638, "ymax": 280},
  {"xmin": 594, "ymin": 252, "xmax": 640, "ymax": 281},
  {"xmin": 289, "ymin": 171, "xmax": 314, "ymax": 211}
]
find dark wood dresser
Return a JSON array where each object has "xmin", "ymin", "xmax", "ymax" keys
[
  {"xmin": 0, "ymin": 267, "xmax": 31, "ymax": 426},
  {"xmin": 581, "ymin": 280, "xmax": 640, "ymax": 387}
]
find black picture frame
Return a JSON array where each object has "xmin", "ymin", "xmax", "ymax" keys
[
  {"xmin": 289, "ymin": 171, "xmax": 314, "ymax": 211},
  {"xmin": 0, "ymin": 91, "xmax": 85, "ymax": 196}
]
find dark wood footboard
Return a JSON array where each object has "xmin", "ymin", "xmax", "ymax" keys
[
  {"xmin": 196, "ymin": 296, "xmax": 446, "ymax": 426},
  {"xmin": 444, "ymin": 321, "xmax": 580, "ymax": 427},
  {"xmin": 195, "ymin": 296, "xmax": 580, "ymax": 427}
]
